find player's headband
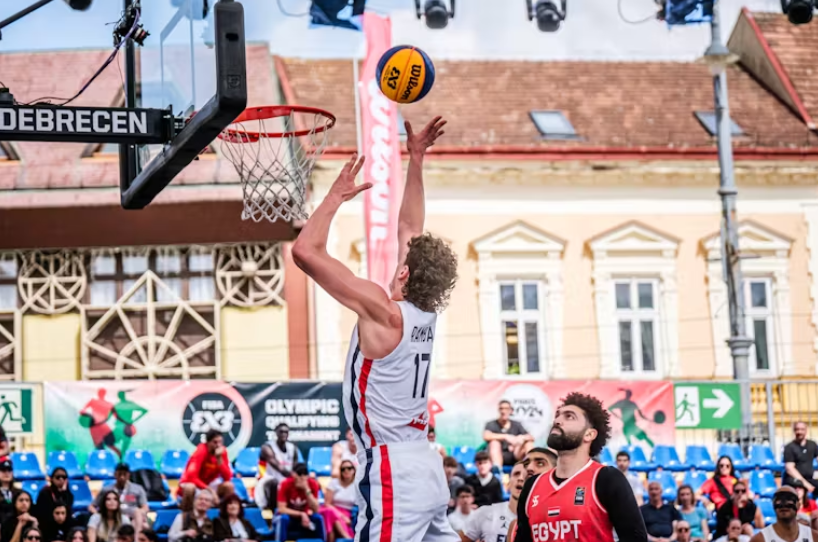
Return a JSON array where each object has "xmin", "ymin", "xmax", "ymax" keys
[{"xmin": 773, "ymin": 492, "xmax": 798, "ymax": 510}]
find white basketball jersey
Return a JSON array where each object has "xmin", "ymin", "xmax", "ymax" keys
[
  {"xmin": 761, "ymin": 523, "xmax": 813, "ymax": 542},
  {"xmin": 462, "ymin": 502, "xmax": 516, "ymax": 542},
  {"xmin": 264, "ymin": 441, "xmax": 296, "ymax": 482},
  {"xmin": 343, "ymin": 301, "xmax": 436, "ymax": 449}
]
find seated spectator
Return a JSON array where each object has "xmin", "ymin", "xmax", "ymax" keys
[
  {"xmin": 68, "ymin": 527, "xmax": 88, "ymax": 542},
  {"xmin": 255, "ymin": 423, "xmax": 298, "ymax": 511},
  {"xmin": 168, "ymin": 490, "xmax": 214, "ymax": 542},
  {"xmin": 91, "ymin": 464, "xmax": 147, "ymax": 533},
  {"xmin": 447, "ymin": 485, "xmax": 475, "ymax": 533},
  {"xmin": 213, "ymin": 493, "xmax": 259, "ymax": 542},
  {"xmin": 677, "ymin": 484, "xmax": 709, "ymax": 542},
  {"xmin": 115, "ymin": 525, "xmax": 135, "ymax": 542},
  {"xmin": 443, "ymin": 456, "xmax": 464, "ymax": 510},
  {"xmin": 483, "ymin": 400, "xmax": 534, "ymax": 470},
  {"xmin": 640, "ymin": 481, "xmax": 681, "ymax": 542},
  {"xmin": 88, "ymin": 491, "xmax": 131, "ymax": 542},
  {"xmin": 523, "ymin": 447, "xmax": 556, "ymax": 479},
  {"xmin": 674, "ymin": 520, "xmax": 692, "ymax": 542},
  {"xmin": 179, "ymin": 430, "xmax": 232, "ymax": 499},
  {"xmin": 323, "ymin": 460, "xmax": 356, "ymax": 542},
  {"xmin": 428, "ymin": 427, "xmax": 446, "ymax": 458},
  {"xmin": 330, "ymin": 428, "xmax": 359, "ymax": 478},
  {"xmin": 35, "ymin": 468, "xmax": 74, "ymax": 524},
  {"xmin": 616, "ymin": 450, "xmax": 645, "ymax": 505},
  {"xmin": 41, "ymin": 501, "xmax": 72, "ymax": 542},
  {"xmin": 137, "ymin": 529, "xmax": 158, "ymax": 542},
  {"xmin": 0, "ymin": 424, "xmax": 9, "ymax": 460},
  {"xmin": 276, "ymin": 463, "xmax": 322, "ymax": 541},
  {"xmin": 698, "ymin": 456, "xmax": 739, "ymax": 509},
  {"xmin": 1, "ymin": 491, "xmax": 38, "ymax": 542},
  {"xmin": 713, "ymin": 518, "xmax": 751, "ymax": 542},
  {"xmin": 714, "ymin": 480, "xmax": 763, "ymax": 539},
  {"xmin": 464, "ymin": 451, "xmax": 503, "ymax": 508},
  {"xmin": 0, "ymin": 457, "xmax": 17, "ymax": 524},
  {"xmin": 792, "ymin": 480, "xmax": 818, "ymax": 529},
  {"xmin": 19, "ymin": 525, "xmax": 42, "ymax": 542}
]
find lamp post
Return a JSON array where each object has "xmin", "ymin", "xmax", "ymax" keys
[{"xmin": 699, "ymin": 3, "xmax": 754, "ymax": 444}]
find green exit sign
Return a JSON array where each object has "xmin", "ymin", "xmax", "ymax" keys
[{"xmin": 674, "ymin": 383, "xmax": 742, "ymax": 430}]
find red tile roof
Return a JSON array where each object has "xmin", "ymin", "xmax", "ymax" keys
[{"xmin": 276, "ymin": 57, "xmax": 818, "ymax": 154}]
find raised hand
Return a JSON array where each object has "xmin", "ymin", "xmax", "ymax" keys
[
  {"xmin": 328, "ymin": 154, "xmax": 370, "ymax": 202},
  {"xmin": 406, "ymin": 116, "xmax": 446, "ymax": 157}
]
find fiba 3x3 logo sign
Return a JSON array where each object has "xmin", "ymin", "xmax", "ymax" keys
[{"xmin": 182, "ymin": 392, "xmax": 246, "ymax": 447}]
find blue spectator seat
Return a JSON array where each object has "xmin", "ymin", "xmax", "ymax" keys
[
  {"xmin": 717, "ymin": 443, "xmax": 750, "ymax": 471},
  {"xmin": 10, "ymin": 452, "xmax": 44, "ymax": 481},
  {"xmin": 598, "ymin": 447, "xmax": 614, "ymax": 466},
  {"xmin": 245, "ymin": 507, "xmax": 273, "ymax": 539},
  {"xmin": 297, "ymin": 447, "xmax": 305, "ymax": 463},
  {"xmin": 232, "ymin": 477, "xmax": 251, "ymax": 504},
  {"xmin": 20, "ymin": 480, "xmax": 46, "ymax": 501},
  {"xmin": 748, "ymin": 445, "xmax": 784, "ymax": 471},
  {"xmin": 682, "ymin": 470, "xmax": 709, "ymax": 493},
  {"xmin": 452, "ymin": 446, "xmax": 477, "ymax": 475},
  {"xmin": 748, "ymin": 470, "xmax": 778, "ymax": 499},
  {"xmin": 148, "ymin": 479, "xmax": 178, "ymax": 511},
  {"xmin": 620, "ymin": 446, "xmax": 655, "ymax": 473},
  {"xmin": 758, "ymin": 498, "xmax": 775, "ymax": 525},
  {"xmin": 160, "ymin": 449, "xmax": 189, "ymax": 479},
  {"xmin": 273, "ymin": 513, "xmax": 323, "ymax": 541},
  {"xmin": 69, "ymin": 480, "xmax": 93, "ymax": 512},
  {"xmin": 152, "ymin": 509, "xmax": 180, "ymax": 542},
  {"xmin": 47, "ymin": 451, "xmax": 83, "ymax": 479},
  {"xmin": 648, "ymin": 470, "xmax": 678, "ymax": 501},
  {"xmin": 685, "ymin": 445, "xmax": 715, "ymax": 471},
  {"xmin": 233, "ymin": 447, "xmax": 260, "ymax": 478},
  {"xmin": 85, "ymin": 450, "xmax": 118, "ymax": 480},
  {"xmin": 652, "ymin": 445, "xmax": 688, "ymax": 472},
  {"xmin": 308, "ymin": 447, "xmax": 333, "ymax": 477},
  {"xmin": 125, "ymin": 449, "xmax": 155, "ymax": 471},
  {"xmin": 207, "ymin": 508, "xmax": 219, "ymax": 520},
  {"xmin": 100, "ymin": 478, "xmax": 116, "ymax": 488}
]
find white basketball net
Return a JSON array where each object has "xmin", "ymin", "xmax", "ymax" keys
[{"xmin": 219, "ymin": 109, "xmax": 333, "ymax": 223}]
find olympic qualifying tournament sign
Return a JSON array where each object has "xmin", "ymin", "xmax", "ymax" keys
[{"xmin": 43, "ymin": 381, "xmax": 346, "ymax": 466}]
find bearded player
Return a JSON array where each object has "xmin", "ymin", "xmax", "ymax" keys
[
  {"xmin": 292, "ymin": 116, "xmax": 458, "ymax": 542},
  {"xmin": 514, "ymin": 393, "xmax": 647, "ymax": 542},
  {"xmin": 459, "ymin": 461, "xmax": 526, "ymax": 542}
]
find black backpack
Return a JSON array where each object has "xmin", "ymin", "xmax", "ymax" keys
[{"xmin": 131, "ymin": 468, "xmax": 168, "ymax": 503}]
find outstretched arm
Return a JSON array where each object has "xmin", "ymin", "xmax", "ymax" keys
[
  {"xmin": 396, "ymin": 116, "xmax": 446, "ymax": 263},
  {"xmin": 292, "ymin": 155, "xmax": 393, "ymax": 323}
]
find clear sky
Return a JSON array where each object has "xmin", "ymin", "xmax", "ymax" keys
[{"xmin": 0, "ymin": 0, "xmax": 782, "ymax": 60}]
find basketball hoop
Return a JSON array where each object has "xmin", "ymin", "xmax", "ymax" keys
[{"xmin": 218, "ymin": 105, "xmax": 336, "ymax": 223}]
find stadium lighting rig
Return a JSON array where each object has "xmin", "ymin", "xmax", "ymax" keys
[
  {"xmin": 782, "ymin": 0, "xmax": 815, "ymax": 24},
  {"xmin": 0, "ymin": 0, "xmax": 91, "ymax": 40},
  {"xmin": 526, "ymin": 0, "xmax": 567, "ymax": 32},
  {"xmin": 414, "ymin": 0, "xmax": 455, "ymax": 29}
]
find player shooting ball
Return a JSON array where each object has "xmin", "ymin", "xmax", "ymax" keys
[
  {"xmin": 292, "ymin": 116, "xmax": 462, "ymax": 542},
  {"xmin": 514, "ymin": 392, "xmax": 648, "ymax": 542}
]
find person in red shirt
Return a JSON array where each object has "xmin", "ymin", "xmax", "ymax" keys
[
  {"xmin": 697, "ymin": 456, "xmax": 739, "ymax": 509},
  {"xmin": 276, "ymin": 464, "xmax": 322, "ymax": 541},
  {"xmin": 515, "ymin": 392, "xmax": 648, "ymax": 542},
  {"xmin": 179, "ymin": 429, "xmax": 232, "ymax": 499}
]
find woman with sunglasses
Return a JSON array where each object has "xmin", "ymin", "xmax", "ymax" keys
[
  {"xmin": 321, "ymin": 460, "xmax": 356, "ymax": 542},
  {"xmin": 713, "ymin": 480, "xmax": 763, "ymax": 539},
  {"xmin": 676, "ymin": 484, "xmax": 709, "ymax": 541},
  {"xmin": 698, "ymin": 456, "xmax": 740, "ymax": 509},
  {"xmin": 34, "ymin": 468, "xmax": 74, "ymax": 524},
  {"xmin": 88, "ymin": 490, "xmax": 130, "ymax": 542},
  {"xmin": 1, "ymin": 491, "xmax": 38, "ymax": 542},
  {"xmin": 20, "ymin": 525, "xmax": 42, "ymax": 542}
]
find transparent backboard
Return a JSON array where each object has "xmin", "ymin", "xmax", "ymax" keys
[{"xmin": 138, "ymin": 0, "xmax": 218, "ymax": 170}]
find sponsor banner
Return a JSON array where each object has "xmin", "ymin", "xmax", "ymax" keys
[
  {"xmin": 359, "ymin": 13, "xmax": 403, "ymax": 291},
  {"xmin": 428, "ymin": 380, "xmax": 675, "ymax": 452},
  {"xmin": 44, "ymin": 382, "xmax": 345, "ymax": 468}
]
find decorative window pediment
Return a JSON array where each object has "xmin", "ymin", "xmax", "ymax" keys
[
  {"xmin": 702, "ymin": 220, "xmax": 792, "ymax": 259},
  {"xmin": 473, "ymin": 221, "xmax": 566, "ymax": 258},
  {"xmin": 590, "ymin": 221, "xmax": 679, "ymax": 258}
]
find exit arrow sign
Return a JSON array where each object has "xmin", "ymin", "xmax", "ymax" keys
[{"xmin": 675, "ymin": 383, "xmax": 742, "ymax": 429}]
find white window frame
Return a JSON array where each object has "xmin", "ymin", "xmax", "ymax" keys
[
  {"xmin": 498, "ymin": 279, "xmax": 547, "ymax": 377},
  {"xmin": 704, "ymin": 221, "xmax": 793, "ymax": 377},
  {"xmin": 590, "ymin": 221, "xmax": 680, "ymax": 379},
  {"xmin": 614, "ymin": 278, "xmax": 660, "ymax": 376},
  {"xmin": 744, "ymin": 278, "xmax": 775, "ymax": 375},
  {"xmin": 473, "ymin": 221, "xmax": 565, "ymax": 380}
]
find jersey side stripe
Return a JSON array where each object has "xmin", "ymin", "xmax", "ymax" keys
[
  {"xmin": 358, "ymin": 357, "xmax": 377, "ymax": 447},
  {"xmin": 348, "ymin": 346, "xmax": 365, "ymax": 445},
  {"xmin": 359, "ymin": 448, "xmax": 375, "ymax": 542},
  {"xmin": 379, "ymin": 444, "xmax": 394, "ymax": 542},
  {"xmin": 590, "ymin": 465, "xmax": 608, "ymax": 514}
]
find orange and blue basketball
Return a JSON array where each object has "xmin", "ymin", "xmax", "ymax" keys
[{"xmin": 376, "ymin": 45, "xmax": 435, "ymax": 104}]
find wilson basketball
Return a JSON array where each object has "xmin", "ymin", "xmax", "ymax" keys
[{"xmin": 377, "ymin": 45, "xmax": 435, "ymax": 104}]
